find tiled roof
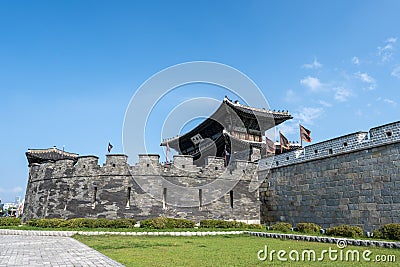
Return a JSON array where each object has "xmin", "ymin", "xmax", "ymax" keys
[
  {"xmin": 223, "ymin": 97, "xmax": 292, "ymax": 120},
  {"xmin": 26, "ymin": 146, "xmax": 78, "ymax": 165},
  {"xmin": 161, "ymin": 98, "xmax": 293, "ymax": 146}
]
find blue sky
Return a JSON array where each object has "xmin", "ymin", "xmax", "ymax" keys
[{"xmin": 0, "ymin": 1, "xmax": 399, "ymax": 203}]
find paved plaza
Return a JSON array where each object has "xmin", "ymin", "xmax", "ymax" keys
[{"xmin": 0, "ymin": 234, "xmax": 124, "ymax": 267}]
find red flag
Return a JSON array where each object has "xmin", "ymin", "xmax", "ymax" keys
[
  {"xmin": 265, "ymin": 136, "xmax": 275, "ymax": 156},
  {"xmin": 279, "ymin": 132, "xmax": 290, "ymax": 153},
  {"xmin": 300, "ymin": 124, "xmax": 312, "ymax": 142}
]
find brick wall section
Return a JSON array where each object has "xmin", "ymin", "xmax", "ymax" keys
[
  {"xmin": 258, "ymin": 121, "xmax": 400, "ymax": 231},
  {"xmin": 22, "ymin": 154, "xmax": 260, "ymax": 223}
]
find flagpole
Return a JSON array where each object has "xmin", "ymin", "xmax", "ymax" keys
[
  {"xmin": 300, "ymin": 124, "xmax": 303, "ymax": 148},
  {"xmin": 166, "ymin": 146, "xmax": 168, "ymax": 163},
  {"xmin": 165, "ymin": 142, "xmax": 169, "ymax": 163}
]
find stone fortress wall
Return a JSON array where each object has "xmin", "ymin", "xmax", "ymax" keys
[
  {"xmin": 22, "ymin": 153, "xmax": 260, "ymax": 223},
  {"xmin": 259, "ymin": 121, "xmax": 400, "ymax": 231},
  {"xmin": 22, "ymin": 120, "xmax": 400, "ymax": 230}
]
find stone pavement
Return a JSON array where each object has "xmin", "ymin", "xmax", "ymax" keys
[{"xmin": 0, "ymin": 234, "xmax": 124, "ymax": 267}]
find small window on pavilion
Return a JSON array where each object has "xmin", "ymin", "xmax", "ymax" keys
[
  {"xmin": 328, "ymin": 148, "xmax": 333, "ymax": 155},
  {"xmin": 112, "ymin": 164, "xmax": 116, "ymax": 167},
  {"xmin": 182, "ymin": 165, "xmax": 185, "ymax": 168},
  {"xmin": 215, "ymin": 166, "xmax": 218, "ymax": 170},
  {"xmin": 314, "ymin": 149, "xmax": 318, "ymax": 155},
  {"xmin": 286, "ymin": 156, "xmax": 289, "ymax": 160},
  {"xmin": 386, "ymin": 131, "xmax": 392, "ymax": 138},
  {"xmin": 343, "ymin": 142, "xmax": 348, "ymax": 147},
  {"xmin": 276, "ymin": 161, "xmax": 279, "ymax": 166},
  {"xmin": 146, "ymin": 163, "xmax": 150, "ymax": 167}
]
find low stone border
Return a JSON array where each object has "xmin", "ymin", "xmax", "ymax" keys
[
  {"xmin": 0, "ymin": 229, "xmax": 76, "ymax": 236},
  {"xmin": 0, "ymin": 229, "xmax": 244, "ymax": 237},
  {"xmin": 247, "ymin": 231, "xmax": 400, "ymax": 249}
]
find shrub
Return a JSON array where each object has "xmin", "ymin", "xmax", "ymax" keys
[
  {"xmin": 326, "ymin": 224, "xmax": 363, "ymax": 238},
  {"xmin": 0, "ymin": 217, "xmax": 21, "ymax": 226},
  {"xmin": 246, "ymin": 223, "xmax": 263, "ymax": 230},
  {"xmin": 26, "ymin": 218, "xmax": 70, "ymax": 228},
  {"xmin": 169, "ymin": 218, "xmax": 195, "ymax": 229},
  {"xmin": 269, "ymin": 222, "xmax": 292, "ymax": 233},
  {"xmin": 373, "ymin": 224, "xmax": 400, "ymax": 240},
  {"xmin": 26, "ymin": 218, "xmax": 40, "ymax": 227},
  {"xmin": 199, "ymin": 219, "xmax": 262, "ymax": 229},
  {"xmin": 140, "ymin": 217, "xmax": 195, "ymax": 229},
  {"xmin": 26, "ymin": 218, "xmax": 137, "ymax": 228},
  {"xmin": 200, "ymin": 220, "xmax": 237, "ymax": 228},
  {"xmin": 38, "ymin": 218, "xmax": 68, "ymax": 228},
  {"xmin": 67, "ymin": 218, "xmax": 96, "ymax": 228},
  {"xmin": 108, "ymin": 218, "xmax": 136, "ymax": 228},
  {"xmin": 91, "ymin": 218, "xmax": 112, "ymax": 228},
  {"xmin": 296, "ymin": 222, "xmax": 322, "ymax": 234}
]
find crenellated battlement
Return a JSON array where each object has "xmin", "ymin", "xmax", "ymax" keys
[
  {"xmin": 28, "ymin": 151, "xmax": 256, "ymax": 180},
  {"xmin": 260, "ymin": 121, "xmax": 400, "ymax": 169}
]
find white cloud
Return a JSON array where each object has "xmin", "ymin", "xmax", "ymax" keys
[
  {"xmin": 318, "ymin": 100, "xmax": 333, "ymax": 108},
  {"xmin": 386, "ymin": 37, "xmax": 397, "ymax": 43},
  {"xmin": 376, "ymin": 97, "xmax": 397, "ymax": 107},
  {"xmin": 334, "ymin": 87, "xmax": 352, "ymax": 102},
  {"xmin": 277, "ymin": 122, "xmax": 297, "ymax": 136},
  {"xmin": 0, "ymin": 186, "xmax": 23, "ymax": 193},
  {"xmin": 378, "ymin": 37, "xmax": 397, "ymax": 62},
  {"xmin": 354, "ymin": 72, "xmax": 376, "ymax": 90},
  {"xmin": 351, "ymin": 56, "xmax": 360, "ymax": 65},
  {"xmin": 391, "ymin": 66, "xmax": 400, "ymax": 78},
  {"xmin": 383, "ymin": 98, "xmax": 397, "ymax": 107},
  {"xmin": 355, "ymin": 72, "xmax": 375, "ymax": 83},
  {"xmin": 293, "ymin": 107, "xmax": 323, "ymax": 125},
  {"xmin": 302, "ymin": 58, "xmax": 322, "ymax": 69},
  {"xmin": 300, "ymin": 76, "xmax": 323, "ymax": 91}
]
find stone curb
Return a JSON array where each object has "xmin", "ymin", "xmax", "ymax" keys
[
  {"xmin": 0, "ymin": 229, "xmax": 244, "ymax": 237},
  {"xmin": 247, "ymin": 231, "xmax": 400, "ymax": 249}
]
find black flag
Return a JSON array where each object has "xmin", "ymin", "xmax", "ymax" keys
[{"xmin": 107, "ymin": 142, "xmax": 113, "ymax": 153}]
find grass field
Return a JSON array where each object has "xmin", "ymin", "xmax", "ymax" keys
[{"xmin": 74, "ymin": 234, "xmax": 399, "ymax": 267}]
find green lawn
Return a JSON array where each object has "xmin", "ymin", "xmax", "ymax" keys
[{"xmin": 74, "ymin": 234, "xmax": 399, "ymax": 267}]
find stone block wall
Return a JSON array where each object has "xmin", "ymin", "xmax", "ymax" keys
[
  {"xmin": 259, "ymin": 121, "xmax": 400, "ymax": 231},
  {"xmin": 22, "ymin": 153, "xmax": 260, "ymax": 224}
]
